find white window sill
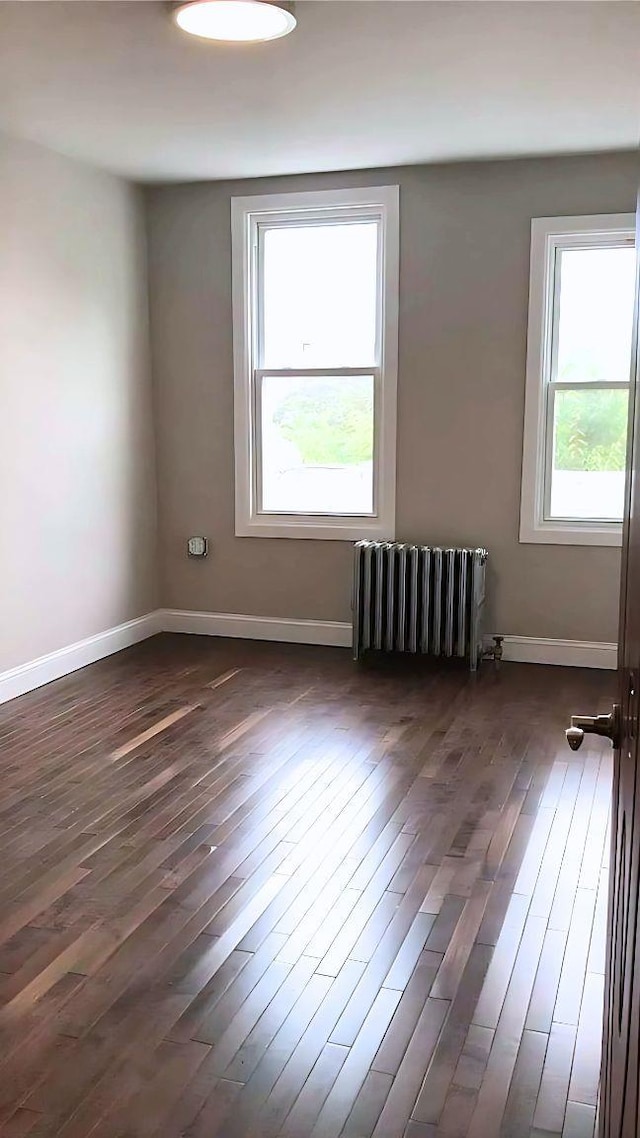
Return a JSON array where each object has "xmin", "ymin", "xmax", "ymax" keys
[
  {"xmin": 235, "ymin": 515, "xmax": 395, "ymax": 541},
  {"xmin": 519, "ymin": 520, "xmax": 622, "ymax": 547}
]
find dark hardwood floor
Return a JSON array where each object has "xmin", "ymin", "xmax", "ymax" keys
[{"xmin": 0, "ymin": 634, "xmax": 615, "ymax": 1138}]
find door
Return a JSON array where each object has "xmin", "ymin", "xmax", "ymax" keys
[{"xmin": 566, "ymin": 195, "xmax": 640, "ymax": 1137}]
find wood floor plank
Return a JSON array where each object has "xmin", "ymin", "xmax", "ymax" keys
[
  {"xmin": 110, "ymin": 705, "xmax": 200, "ymax": 760},
  {"xmin": 562, "ymin": 1100, "xmax": 598, "ymax": 1138},
  {"xmin": 553, "ymin": 888, "xmax": 598, "ymax": 1026},
  {"xmin": 466, "ymin": 913, "xmax": 548, "ymax": 1137},
  {"xmin": 567, "ymin": 970, "xmax": 605, "ymax": 1110},
  {"xmin": 429, "ymin": 882, "xmax": 491, "ymax": 1001},
  {"xmin": 451, "ymin": 1022, "xmax": 494, "ymax": 1094},
  {"xmin": 525, "ymin": 926, "xmax": 569, "ymax": 1034},
  {"xmin": 278, "ymin": 1042, "xmax": 349, "ymax": 1138},
  {"xmin": 207, "ymin": 668, "xmax": 243, "ymax": 691},
  {"xmin": 411, "ymin": 943, "xmax": 493, "ymax": 1126},
  {"xmin": 308, "ymin": 986, "xmax": 401, "ymax": 1138},
  {"xmin": 259, "ymin": 959, "xmax": 367, "ymax": 1135},
  {"xmin": 370, "ymin": 997, "xmax": 450, "ymax": 1137},
  {"xmin": 499, "ymin": 1028, "xmax": 548, "ymax": 1137},
  {"xmin": 372, "ymin": 950, "xmax": 443, "ymax": 1077},
  {"xmin": 533, "ymin": 1020, "xmax": 577, "ymax": 1133},
  {"xmin": 382, "ymin": 913, "xmax": 437, "ymax": 992},
  {"xmin": 340, "ymin": 1069, "xmax": 394, "ymax": 1138}
]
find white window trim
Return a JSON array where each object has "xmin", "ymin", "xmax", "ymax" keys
[
  {"xmin": 231, "ymin": 185, "xmax": 399, "ymax": 540},
  {"xmin": 520, "ymin": 212, "xmax": 635, "ymax": 547}
]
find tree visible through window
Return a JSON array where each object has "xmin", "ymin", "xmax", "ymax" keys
[{"xmin": 273, "ymin": 378, "xmax": 373, "ymax": 467}]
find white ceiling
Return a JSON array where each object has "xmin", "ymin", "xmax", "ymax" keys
[{"xmin": 0, "ymin": 1, "xmax": 638, "ymax": 183}]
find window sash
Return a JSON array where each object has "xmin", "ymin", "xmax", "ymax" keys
[
  {"xmin": 254, "ymin": 213, "xmax": 384, "ymax": 373},
  {"xmin": 548, "ymin": 237, "xmax": 635, "ymax": 391},
  {"xmin": 543, "ymin": 380, "xmax": 630, "ymax": 523},
  {"xmin": 252, "ymin": 367, "xmax": 381, "ymax": 518}
]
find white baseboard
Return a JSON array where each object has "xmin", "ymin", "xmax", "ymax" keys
[
  {"xmin": 159, "ymin": 608, "xmax": 352, "ymax": 648},
  {"xmin": 0, "ymin": 610, "xmax": 618, "ymax": 709},
  {"xmin": 484, "ymin": 634, "xmax": 618, "ymax": 670},
  {"xmin": 161, "ymin": 611, "xmax": 617, "ymax": 669},
  {"xmin": 0, "ymin": 612, "xmax": 162, "ymax": 706}
]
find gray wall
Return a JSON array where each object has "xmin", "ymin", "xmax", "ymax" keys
[
  {"xmin": 147, "ymin": 152, "xmax": 638, "ymax": 643},
  {"xmin": 0, "ymin": 134, "xmax": 157, "ymax": 671}
]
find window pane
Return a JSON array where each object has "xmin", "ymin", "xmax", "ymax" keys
[
  {"xmin": 550, "ymin": 387, "xmax": 628, "ymax": 520},
  {"xmin": 260, "ymin": 375, "xmax": 374, "ymax": 515},
  {"xmin": 556, "ymin": 245, "xmax": 636, "ymax": 383},
  {"xmin": 261, "ymin": 223, "xmax": 378, "ymax": 368}
]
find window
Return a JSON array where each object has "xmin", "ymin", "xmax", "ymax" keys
[
  {"xmin": 231, "ymin": 186, "xmax": 399, "ymax": 539},
  {"xmin": 520, "ymin": 213, "xmax": 636, "ymax": 546}
]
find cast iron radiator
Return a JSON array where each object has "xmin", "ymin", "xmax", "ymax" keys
[{"xmin": 352, "ymin": 542, "xmax": 488, "ymax": 672}]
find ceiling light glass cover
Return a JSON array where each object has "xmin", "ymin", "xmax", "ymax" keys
[{"xmin": 173, "ymin": 0, "xmax": 296, "ymax": 43}]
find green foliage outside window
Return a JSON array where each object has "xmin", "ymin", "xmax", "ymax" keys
[
  {"xmin": 273, "ymin": 378, "xmax": 373, "ymax": 466},
  {"xmin": 554, "ymin": 387, "xmax": 628, "ymax": 472}
]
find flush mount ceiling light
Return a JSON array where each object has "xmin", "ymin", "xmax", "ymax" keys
[{"xmin": 172, "ymin": 0, "xmax": 296, "ymax": 43}]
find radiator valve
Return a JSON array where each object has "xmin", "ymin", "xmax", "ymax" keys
[{"xmin": 483, "ymin": 635, "xmax": 504, "ymax": 667}]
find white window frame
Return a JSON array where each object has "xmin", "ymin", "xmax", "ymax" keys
[
  {"xmin": 231, "ymin": 185, "xmax": 399, "ymax": 540},
  {"xmin": 520, "ymin": 213, "xmax": 635, "ymax": 547}
]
